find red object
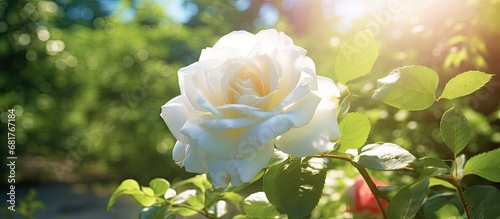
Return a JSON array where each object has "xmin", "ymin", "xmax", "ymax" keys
[{"xmin": 346, "ymin": 177, "xmax": 389, "ymax": 215}]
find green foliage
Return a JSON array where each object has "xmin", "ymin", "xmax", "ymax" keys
[
  {"xmin": 337, "ymin": 97, "xmax": 350, "ymax": 122},
  {"xmin": 335, "ymin": 31, "xmax": 378, "ymax": 85},
  {"xmin": 463, "ymin": 148, "xmax": 500, "ymax": 182},
  {"xmin": 150, "ymin": 178, "xmax": 171, "ymax": 197},
  {"xmin": 387, "ymin": 178, "xmax": 429, "ymax": 219},
  {"xmin": 464, "ymin": 186, "xmax": 500, "ymax": 219},
  {"xmin": 242, "ymin": 192, "xmax": 280, "ymax": 218},
  {"xmin": 354, "ymin": 143, "xmax": 416, "ymax": 170},
  {"xmin": 263, "ymin": 157, "xmax": 327, "ymax": 219},
  {"xmin": 107, "ymin": 179, "xmax": 157, "ymax": 211},
  {"xmin": 438, "ymin": 71, "xmax": 493, "ymax": 100},
  {"xmin": 422, "ymin": 193, "xmax": 462, "ymax": 219},
  {"xmin": 440, "ymin": 107, "xmax": 472, "ymax": 156},
  {"xmin": 372, "ymin": 65, "xmax": 439, "ymax": 111},
  {"xmin": 338, "ymin": 112, "xmax": 371, "ymax": 151},
  {"xmin": 411, "ymin": 157, "xmax": 450, "ymax": 176}
]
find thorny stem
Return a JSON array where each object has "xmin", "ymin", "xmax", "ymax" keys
[{"xmin": 316, "ymin": 154, "xmax": 388, "ymax": 219}]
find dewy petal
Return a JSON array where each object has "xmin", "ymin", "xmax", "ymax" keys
[
  {"xmin": 205, "ymin": 142, "xmax": 274, "ymax": 187},
  {"xmin": 275, "ymin": 105, "xmax": 340, "ymax": 157},
  {"xmin": 161, "ymin": 96, "xmax": 202, "ymax": 143},
  {"xmin": 239, "ymin": 92, "xmax": 321, "ymax": 146}
]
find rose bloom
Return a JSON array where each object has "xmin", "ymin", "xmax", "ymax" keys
[
  {"xmin": 161, "ymin": 29, "xmax": 341, "ymax": 187},
  {"xmin": 346, "ymin": 177, "xmax": 389, "ymax": 217}
]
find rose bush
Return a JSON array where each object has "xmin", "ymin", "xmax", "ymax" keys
[{"xmin": 160, "ymin": 29, "xmax": 341, "ymax": 187}]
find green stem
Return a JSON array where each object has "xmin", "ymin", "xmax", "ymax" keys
[
  {"xmin": 456, "ymin": 180, "xmax": 472, "ymax": 219},
  {"xmin": 166, "ymin": 200, "xmax": 215, "ymax": 219},
  {"xmin": 316, "ymin": 154, "xmax": 388, "ymax": 219}
]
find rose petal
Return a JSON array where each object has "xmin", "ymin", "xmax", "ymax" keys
[
  {"xmin": 266, "ymin": 48, "xmax": 305, "ymax": 109},
  {"xmin": 172, "ymin": 141, "xmax": 207, "ymax": 173},
  {"xmin": 217, "ymin": 104, "xmax": 277, "ymax": 119},
  {"xmin": 239, "ymin": 92, "xmax": 321, "ymax": 146},
  {"xmin": 160, "ymin": 96, "xmax": 202, "ymax": 143},
  {"xmin": 180, "ymin": 119, "xmax": 238, "ymax": 158},
  {"xmin": 274, "ymin": 104, "xmax": 340, "ymax": 157},
  {"xmin": 199, "ymin": 115, "xmax": 259, "ymax": 131},
  {"xmin": 212, "ymin": 30, "xmax": 261, "ymax": 57},
  {"xmin": 172, "ymin": 141, "xmax": 188, "ymax": 166},
  {"xmin": 179, "ymin": 59, "xmax": 226, "ymax": 112},
  {"xmin": 271, "ymin": 71, "xmax": 316, "ymax": 111},
  {"xmin": 183, "ymin": 143, "xmax": 207, "ymax": 173},
  {"xmin": 256, "ymin": 29, "xmax": 305, "ymax": 54},
  {"xmin": 205, "ymin": 142, "xmax": 273, "ymax": 187},
  {"xmin": 315, "ymin": 76, "xmax": 341, "ymax": 102}
]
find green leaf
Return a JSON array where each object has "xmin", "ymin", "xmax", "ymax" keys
[
  {"xmin": 263, "ymin": 157, "xmax": 327, "ymax": 219},
  {"xmin": 440, "ymin": 107, "xmax": 471, "ymax": 155},
  {"xmin": 411, "ymin": 157, "xmax": 449, "ymax": 176},
  {"xmin": 338, "ymin": 112, "xmax": 370, "ymax": 151},
  {"xmin": 423, "ymin": 193, "xmax": 462, "ymax": 219},
  {"xmin": 337, "ymin": 97, "xmax": 350, "ymax": 122},
  {"xmin": 242, "ymin": 192, "xmax": 280, "ymax": 219},
  {"xmin": 335, "ymin": 30, "xmax": 378, "ymax": 84},
  {"xmin": 438, "ymin": 71, "xmax": 493, "ymax": 100},
  {"xmin": 464, "ymin": 185, "xmax": 500, "ymax": 218},
  {"xmin": 107, "ymin": 179, "xmax": 157, "ymax": 211},
  {"xmin": 463, "ymin": 148, "xmax": 500, "ymax": 182},
  {"xmin": 173, "ymin": 175, "xmax": 211, "ymax": 193},
  {"xmin": 223, "ymin": 192, "xmax": 244, "ymax": 212},
  {"xmin": 266, "ymin": 150, "xmax": 289, "ymax": 168},
  {"xmin": 372, "ymin": 65, "xmax": 438, "ymax": 111},
  {"xmin": 149, "ymin": 178, "xmax": 171, "ymax": 197},
  {"xmin": 354, "ymin": 143, "xmax": 416, "ymax": 170},
  {"xmin": 387, "ymin": 178, "xmax": 429, "ymax": 219},
  {"xmin": 429, "ymin": 178, "xmax": 455, "ymax": 189}
]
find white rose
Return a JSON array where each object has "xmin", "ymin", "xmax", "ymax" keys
[{"xmin": 161, "ymin": 29, "xmax": 341, "ymax": 187}]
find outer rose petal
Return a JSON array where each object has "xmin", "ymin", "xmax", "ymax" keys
[
  {"xmin": 210, "ymin": 30, "xmax": 261, "ymax": 57},
  {"xmin": 172, "ymin": 141, "xmax": 206, "ymax": 173},
  {"xmin": 275, "ymin": 77, "xmax": 341, "ymax": 157},
  {"xmin": 274, "ymin": 103, "xmax": 340, "ymax": 157},
  {"xmin": 180, "ymin": 119, "xmax": 238, "ymax": 158},
  {"xmin": 160, "ymin": 96, "xmax": 202, "ymax": 143},
  {"xmin": 205, "ymin": 142, "xmax": 274, "ymax": 187}
]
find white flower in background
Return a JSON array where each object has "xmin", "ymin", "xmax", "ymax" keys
[{"xmin": 161, "ymin": 29, "xmax": 341, "ymax": 187}]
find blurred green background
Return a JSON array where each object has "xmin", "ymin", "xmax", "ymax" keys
[{"xmin": 1, "ymin": 0, "xmax": 499, "ymax": 218}]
